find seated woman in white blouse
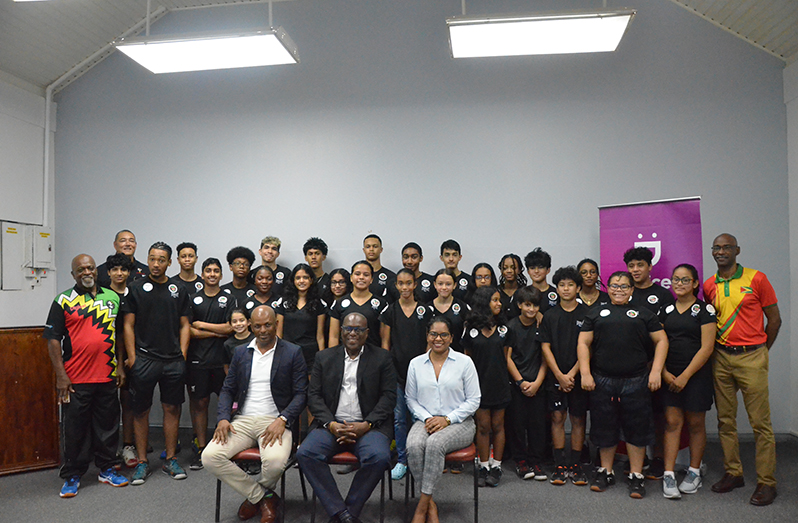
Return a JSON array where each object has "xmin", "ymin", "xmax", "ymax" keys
[{"xmin": 405, "ymin": 317, "xmax": 481, "ymax": 523}]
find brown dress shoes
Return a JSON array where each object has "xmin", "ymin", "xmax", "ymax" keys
[
  {"xmin": 711, "ymin": 473, "xmax": 745, "ymax": 493},
  {"xmin": 750, "ymin": 484, "xmax": 777, "ymax": 506}
]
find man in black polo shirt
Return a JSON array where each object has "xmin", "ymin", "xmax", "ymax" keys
[
  {"xmin": 440, "ymin": 239, "xmax": 473, "ymax": 301},
  {"xmin": 221, "ymin": 246, "xmax": 257, "ymax": 306},
  {"xmin": 251, "ymin": 236, "xmax": 292, "ymax": 297},
  {"xmin": 525, "ymin": 248, "xmax": 558, "ymax": 315},
  {"xmin": 170, "ymin": 242, "xmax": 204, "ymax": 294},
  {"xmin": 364, "ymin": 234, "xmax": 395, "ymax": 300},
  {"xmin": 401, "ymin": 242, "xmax": 436, "ymax": 304},
  {"xmin": 304, "ymin": 237, "xmax": 331, "ymax": 297},
  {"xmin": 123, "ymin": 242, "xmax": 191, "ymax": 485},
  {"xmin": 96, "ymin": 229, "xmax": 148, "ymax": 288}
]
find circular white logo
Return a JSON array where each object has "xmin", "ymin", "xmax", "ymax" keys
[
  {"xmin": 246, "ymin": 301, "xmax": 255, "ymax": 310},
  {"xmin": 691, "ymin": 304, "xmax": 701, "ymax": 314},
  {"xmin": 469, "ymin": 328, "xmax": 478, "ymax": 338},
  {"xmin": 143, "ymin": 282, "xmax": 153, "ymax": 292},
  {"xmin": 647, "ymin": 295, "xmax": 659, "ymax": 304},
  {"xmin": 600, "ymin": 309, "xmax": 611, "ymax": 317},
  {"xmin": 246, "ymin": 289, "xmax": 255, "ymax": 297},
  {"xmin": 416, "ymin": 306, "xmax": 425, "ymax": 316},
  {"xmin": 421, "ymin": 280, "xmax": 430, "ymax": 288},
  {"xmin": 665, "ymin": 304, "xmax": 675, "ymax": 314},
  {"xmin": 548, "ymin": 291, "xmax": 557, "ymax": 301},
  {"xmin": 341, "ymin": 299, "xmax": 351, "ymax": 308},
  {"xmin": 498, "ymin": 325, "xmax": 508, "ymax": 338},
  {"xmin": 371, "ymin": 298, "xmax": 380, "ymax": 309},
  {"xmin": 452, "ymin": 303, "xmax": 461, "ymax": 315},
  {"xmin": 168, "ymin": 284, "xmax": 178, "ymax": 293},
  {"xmin": 379, "ymin": 273, "xmax": 388, "ymax": 281},
  {"xmin": 218, "ymin": 296, "xmax": 228, "ymax": 304},
  {"xmin": 194, "ymin": 282, "xmax": 203, "ymax": 291},
  {"xmin": 276, "ymin": 271, "xmax": 284, "ymax": 281},
  {"xmin": 459, "ymin": 278, "xmax": 468, "ymax": 288},
  {"xmin": 275, "ymin": 297, "xmax": 283, "ymax": 307},
  {"xmin": 224, "ymin": 289, "xmax": 231, "ymax": 294},
  {"xmin": 627, "ymin": 310, "xmax": 639, "ymax": 318},
  {"xmin": 706, "ymin": 304, "xmax": 716, "ymax": 315},
  {"xmin": 193, "ymin": 296, "xmax": 203, "ymax": 305}
]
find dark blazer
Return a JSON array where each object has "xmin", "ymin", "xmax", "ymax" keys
[
  {"xmin": 217, "ymin": 338, "xmax": 308, "ymax": 425},
  {"xmin": 307, "ymin": 343, "xmax": 397, "ymax": 439}
]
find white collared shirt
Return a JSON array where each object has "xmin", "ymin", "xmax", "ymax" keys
[
  {"xmin": 335, "ymin": 346, "xmax": 364, "ymax": 422},
  {"xmin": 240, "ymin": 338, "xmax": 279, "ymax": 418}
]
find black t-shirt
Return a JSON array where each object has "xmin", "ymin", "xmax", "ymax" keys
[
  {"xmin": 462, "ymin": 324, "xmax": 515, "ymax": 406},
  {"xmin": 188, "ymin": 289, "xmax": 233, "ymax": 368},
  {"xmin": 629, "ymin": 283, "xmax": 674, "ymax": 316},
  {"xmin": 329, "ymin": 293, "xmax": 389, "ymax": 347},
  {"xmin": 242, "ymin": 294, "xmax": 281, "ymax": 315},
  {"xmin": 538, "ymin": 302, "xmax": 589, "ymax": 374},
  {"xmin": 414, "ymin": 272, "xmax": 437, "ymax": 304},
  {"xmin": 121, "ymin": 277, "xmax": 190, "ymax": 361},
  {"xmin": 659, "ymin": 300, "xmax": 716, "ymax": 374},
  {"xmin": 169, "ymin": 274, "xmax": 205, "ymax": 295},
  {"xmin": 274, "ymin": 298, "xmax": 326, "ymax": 354},
  {"xmin": 507, "ymin": 317, "xmax": 542, "ymax": 382},
  {"xmin": 452, "ymin": 272, "xmax": 474, "ymax": 302},
  {"xmin": 96, "ymin": 258, "xmax": 148, "ymax": 289},
  {"xmin": 379, "ymin": 301, "xmax": 434, "ymax": 385},
  {"xmin": 249, "ymin": 264, "xmax": 292, "ymax": 297},
  {"xmin": 224, "ymin": 332, "xmax": 255, "ymax": 364},
  {"xmin": 370, "ymin": 267, "xmax": 396, "ymax": 302},
  {"xmin": 538, "ymin": 284, "xmax": 559, "ymax": 315},
  {"xmin": 316, "ymin": 273, "xmax": 331, "ymax": 300},
  {"xmin": 577, "ymin": 291, "xmax": 611, "ymax": 309},
  {"xmin": 499, "ymin": 288, "xmax": 520, "ymax": 320},
  {"xmin": 581, "ymin": 303, "xmax": 663, "ymax": 378},
  {"xmin": 221, "ymin": 282, "xmax": 257, "ymax": 308},
  {"xmin": 429, "ymin": 298, "xmax": 470, "ymax": 353}
]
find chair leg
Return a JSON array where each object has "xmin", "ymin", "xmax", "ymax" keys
[
  {"xmin": 280, "ymin": 473, "xmax": 286, "ymax": 523},
  {"xmin": 388, "ymin": 468, "xmax": 393, "ymax": 500},
  {"xmin": 473, "ymin": 458, "xmax": 478, "ymax": 523},
  {"xmin": 380, "ymin": 471, "xmax": 386, "ymax": 523},
  {"xmin": 311, "ymin": 489, "xmax": 317, "ymax": 523},
  {"xmin": 299, "ymin": 466, "xmax": 308, "ymax": 501},
  {"xmin": 404, "ymin": 471, "xmax": 411, "ymax": 523},
  {"xmin": 215, "ymin": 479, "xmax": 222, "ymax": 523}
]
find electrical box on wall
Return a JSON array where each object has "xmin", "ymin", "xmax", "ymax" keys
[
  {"xmin": 1, "ymin": 222, "xmax": 24, "ymax": 290},
  {"xmin": 1, "ymin": 222, "xmax": 54, "ymax": 289}
]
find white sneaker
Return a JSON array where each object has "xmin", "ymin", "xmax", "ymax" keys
[
  {"xmin": 121, "ymin": 445, "xmax": 138, "ymax": 468},
  {"xmin": 391, "ymin": 462, "xmax": 407, "ymax": 480},
  {"xmin": 663, "ymin": 474, "xmax": 681, "ymax": 499},
  {"xmin": 678, "ymin": 470, "xmax": 702, "ymax": 494}
]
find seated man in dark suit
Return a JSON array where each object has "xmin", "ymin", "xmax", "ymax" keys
[
  {"xmin": 297, "ymin": 312, "xmax": 397, "ymax": 523},
  {"xmin": 203, "ymin": 305, "xmax": 308, "ymax": 523}
]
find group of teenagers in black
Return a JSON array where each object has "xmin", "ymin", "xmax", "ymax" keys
[{"xmin": 98, "ymin": 231, "xmax": 719, "ymax": 507}]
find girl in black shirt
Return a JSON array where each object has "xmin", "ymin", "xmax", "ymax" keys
[
  {"xmin": 577, "ymin": 258, "xmax": 610, "ymax": 309},
  {"xmin": 497, "ymin": 254, "xmax": 526, "ymax": 320},
  {"xmin": 276, "ymin": 263, "xmax": 327, "ymax": 371}
]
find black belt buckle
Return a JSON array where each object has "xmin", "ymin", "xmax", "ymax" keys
[{"xmin": 716, "ymin": 343, "xmax": 761, "ymax": 354}]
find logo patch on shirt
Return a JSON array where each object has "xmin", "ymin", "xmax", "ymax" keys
[
  {"xmin": 647, "ymin": 295, "xmax": 658, "ymax": 304},
  {"xmin": 470, "ymin": 328, "xmax": 478, "ymax": 338},
  {"xmin": 371, "ymin": 298, "xmax": 380, "ymax": 309},
  {"xmin": 691, "ymin": 303, "xmax": 700, "ymax": 316},
  {"xmin": 576, "ymin": 298, "xmax": 583, "ymax": 304},
  {"xmin": 416, "ymin": 306, "xmax": 426, "ymax": 319},
  {"xmin": 740, "ymin": 286, "xmax": 753, "ymax": 294},
  {"xmin": 218, "ymin": 296, "xmax": 228, "ymax": 308},
  {"xmin": 452, "ymin": 303, "xmax": 461, "ymax": 315},
  {"xmin": 247, "ymin": 289, "xmax": 255, "ymax": 297},
  {"xmin": 576, "ymin": 319, "xmax": 584, "ymax": 328},
  {"xmin": 169, "ymin": 284, "xmax": 179, "ymax": 298},
  {"xmin": 548, "ymin": 291, "xmax": 557, "ymax": 301},
  {"xmin": 143, "ymin": 282, "xmax": 153, "ymax": 292},
  {"xmin": 459, "ymin": 278, "xmax": 468, "ymax": 290},
  {"xmin": 341, "ymin": 299, "xmax": 351, "ymax": 308},
  {"xmin": 706, "ymin": 304, "xmax": 716, "ymax": 315},
  {"xmin": 379, "ymin": 273, "xmax": 388, "ymax": 281},
  {"xmin": 421, "ymin": 280, "xmax": 430, "ymax": 289},
  {"xmin": 665, "ymin": 304, "xmax": 675, "ymax": 314},
  {"xmin": 275, "ymin": 271, "xmax": 284, "ymax": 282},
  {"xmin": 627, "ymin": 310, "xmax": 639, "ymax": 318},
  {"xmin": 193, "ymin": 296, "xmax": 203, "ymax": 305},
  {"xmin": 498, "ymin": 325, "xmax": 507, "ymax": 338},
  {"xmin": 246, "ymin": 301, "xmax": 255, "ymax": 310},
  {"xmin": 195, "ymin": 282, "xmax": 203, "ymax": 291},
  {"xmin": 600, "ymin": 309, "xmax": 610, "ymax": 317}
]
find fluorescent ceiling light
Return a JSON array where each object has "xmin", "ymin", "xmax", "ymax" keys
[
  {"xmin": 447, "ymin": 9, "xmax": 636, "ymax": 58},
  {"xmin": 115, "ymin": 27, "xmax": 299, "ymax": 74}
]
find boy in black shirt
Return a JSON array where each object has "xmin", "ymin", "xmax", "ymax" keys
[
  {"xmin": 506, "ymin": 286, "xmax": 548, "ymax": 482},
  {"xmin": 170, "ymin": 242, "xmax": 204, "ymax": 294},
  {"xmin": 252, "ymin": 236, "xmax": 291, "ymax": 297},
  {"xmin": 122, "ymin": 242, "xmax": 191, "ymax": 484},
  {"xmin": 221, "ymin": 246, "xmax": 256, "ymax": 306},
  {"xmin": 440, "ymin": 239, "xmax": 473, "ymax": 301},
  {"xmin": 364, "ymin": 234, "xmax": 395, "ymax": 300},
  {"xmin": 304, "ymin": 237, "xmax": 331, "ymax": 296},
  {"xmin": 187, "ymin": 257, "xmax": 233, "ymax": 470},
  {"xmin": 540, "ymin": 266, "xmax": 589, "ymax": 486},
  {"xmin": 525, "ymin": 248, "xmax": 558, "ymax": 314},
  {"xmin": 402, "ymin": 242, "xmax": 436, "ymax": 303}
]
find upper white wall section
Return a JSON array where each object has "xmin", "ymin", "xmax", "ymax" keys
[
  {"xmin": 53, "ymin": 0, "xmax": 790, "ymax": 430},
  {"xmin": 786, "ymin": 60, "xmax": 798, "ymax": 435}
]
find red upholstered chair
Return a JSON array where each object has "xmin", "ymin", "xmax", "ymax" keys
[
  {"xmin": 214, "ymin": 447, "xmax": 307, "ymax": 523},
  {"xmin": 404, "ymin": 443, "xmax": 478, "ymax": 523},
  {"xmin": 309, "ymin": 451, "xmax": 393, "ymax": 523}
]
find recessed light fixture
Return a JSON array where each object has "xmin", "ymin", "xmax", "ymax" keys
[{"xmin": 447, "ymin": 9, "xmax": 636, "ymax": 58}]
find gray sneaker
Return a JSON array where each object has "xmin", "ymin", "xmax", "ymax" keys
[
  {"xmin": 662, "ymin": 474, "xmax": 681, "ymax": 499},
  {"xmin": 679, "ymin": 470, "xmax": 702, "ymax": 494},
  {"xmin": 162, "ymin": 458, "xmax": 187, "ymax": 480}
]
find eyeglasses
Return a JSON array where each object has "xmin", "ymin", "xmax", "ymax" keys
[
  {"xmin": 474, "ymin": 275, "xmax": 492, "ymax": 281},
  {"xmin": 231, "ymin": 261, "xmax": 251, "ymax": 268},
  {"xmin": 608, "ymin": 284, "xmax": 632, "ymax": 290},
  {"xmin": 672, "ymin": 277, "xmax": 693, "ymax": 285},
  {"xmin": 428, "ymin": 332, "xmax": 452, "ymax": 339},
  {"xmin": 341, "ymin": 326, "xmax": 367, "ymax": 334},
  {"xmin": 711, "ymin": 245, "xmax": 736, "ymax": 253},
  {"xmin": 331, "ymin": 280, "xmax": 347, "ymax": 286}
]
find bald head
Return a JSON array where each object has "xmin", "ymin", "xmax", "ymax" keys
[
  {"xmin": 713, "ymin": 233, "xmax": 738, "ymax": 246},
  {"xmin": 711, "ymin": 233, "xmax": 740, "ymax": 271},
  {"xmin": 71, "ymin": 254, "xmax": 98, "ymax": 292},
  {"xmin": 251, "ymin": 305, "xmax": 277, "ymax": 350}
]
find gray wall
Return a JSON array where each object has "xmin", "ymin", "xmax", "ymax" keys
[{"xmin": 53, "ymin": 0, "xmax": 791, "ymax": 431}]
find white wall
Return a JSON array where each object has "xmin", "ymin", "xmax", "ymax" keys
[
  {"xmin": 53, "ymin": 0, "xmax": 791, "ymax": 431},
  {"xmin": 0, "ymin": 76, "xmax": 57, "ymax": 328},
  {"xmin": 785, "ymin": 60, "xmax": 798, "ymax": 436}
]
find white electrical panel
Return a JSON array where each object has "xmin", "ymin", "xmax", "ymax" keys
[
  {"xmin": 1, "ymin": 222, "xmax": 24, "ymax": 290},
  {"xmin": 33, "ymin": 226, "xmax": 53, "ymax": 268}
]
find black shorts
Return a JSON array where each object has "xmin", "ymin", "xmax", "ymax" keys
[
  {"xmin": 129, "ymin": 354, "xmax": 186, "ymax": 413},
  {"xmin": 186, "ymin": 365, "xmax": 225, "ymax": 399},
  {"xmin": 548, "ymin": 379, "xmax": 588, "ymax": 417},
  {"xmin": 661, "ymin": 364, "xmax": 714, "ymax": 412},
  {"xmin": 589, "ymin": 372, "xmax": 653, "ymax": 449}
]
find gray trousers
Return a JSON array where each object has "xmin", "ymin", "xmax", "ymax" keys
[{"xmin": 407, "ymin": 417, "xmax": 475, "ymax": 495}]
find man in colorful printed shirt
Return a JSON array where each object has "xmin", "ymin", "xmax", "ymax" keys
[
  {"xmin": 703, "ymin": 233, "xmax": 781, "ymax": 506},
  {"xmin": 45, "ymin": 254, "xmax": 129, "ymax": 498}
]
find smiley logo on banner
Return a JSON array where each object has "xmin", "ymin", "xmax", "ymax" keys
[
  {"xmin": 635, "ymin": 232, "xmax": 662, "ymax": 266},
  {"xmin": 627, "ymin": 310, "xmax": 639, "ymax": 318}
]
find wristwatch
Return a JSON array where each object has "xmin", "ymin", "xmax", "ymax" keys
[
  {"xmin": 444, "ymin": 416, "xmax": 452, "ymax": 426},
  {"xmin": 278, "ymin": 415, "xmax": 289, "ymax": 424},
  {"xmin": 515, "ymin": 379, "xmax": 525, "ymax": 387}
]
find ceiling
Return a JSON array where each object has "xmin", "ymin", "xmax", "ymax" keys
[{"xmin": 0, "ymin": 0, "xmax": 796, "ymax": 95}]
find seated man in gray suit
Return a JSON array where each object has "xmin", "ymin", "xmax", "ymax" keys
[
  {"xmin": 297, "ymin": 312, "xmax": 397, "ymax": 523},
  {"xmin": 204, "ymin": 305, "xmax": 308, "ymax": 523}
]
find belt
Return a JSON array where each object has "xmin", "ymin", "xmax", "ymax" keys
[{"xmin": 715, "ymin": 343, "xmax": 765, "ymax": 355}]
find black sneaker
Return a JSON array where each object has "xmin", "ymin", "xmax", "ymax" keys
[
  {"xmin": 645, "ymin": 457, "xmax": 664, "ymax": 480},
  {"xmin": 550, "ymin": 465, "xmax": 568, "ymax": 485},
  {"xmin": 629, "ymin": 473, "xmax": 646, "ymax": 498},
  {"xmin": 477, "ymin": 467, "xmax": 488, "ymax": 488},
  {"xmin": 530, "ymin": 464, "xmax": 547, "ymax": 481},
  {"xmin": 515, "ymin": 460, "xmax": 530, "ymax": 480},
  {"xmin": 189, "ymin": 449, "xmax": 204, "ymax": 470},
  {"xmin": 449, "ymin": 462, "xmax": 464, "ymax": 474},
  {"xmin": 591, "ymin": 468, "xmax": 613, "ymax": 492},
  {"xmin": 570, "ymin": 464, "xmax": 588, "ymax": 486},
  {"xmin": 486, "ymin": 466, "xmax": 502, "ymax": 487}
]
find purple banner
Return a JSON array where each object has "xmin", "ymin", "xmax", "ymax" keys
[{"xmin": 599, "ymin": 198, "xmax": 703, "ymax": 293}]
